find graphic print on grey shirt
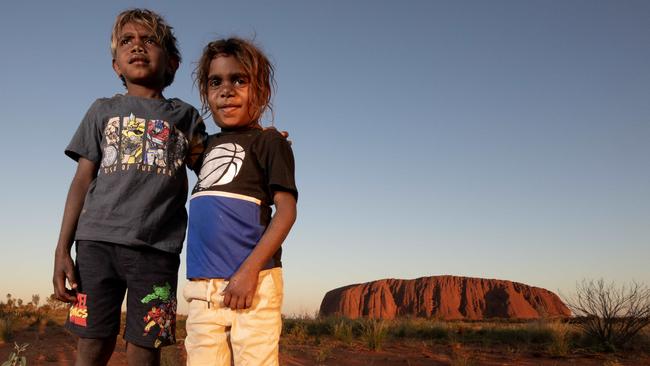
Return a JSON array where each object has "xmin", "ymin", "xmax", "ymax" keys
[{"xmin": 65, "ymin": 94, "xmax": 206, "ymax": 253}]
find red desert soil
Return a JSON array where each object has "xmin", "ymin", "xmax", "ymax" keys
[
  {"xmin": 320, "ymin": 275, "xmax": 571, "ymax": 320},
  {"xmin": 1, "ymin": 320, "xmax": 648, "ymax": 366}
]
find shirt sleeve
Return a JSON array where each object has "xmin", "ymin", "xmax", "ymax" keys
[
  {"xmin": 65, "ymin": 100, "xmax": 104, "ymax": 163},
  {"xmin": 186, "ymin": 108, "xmax": 207, "ymax": 173},
  {"xmin": 256, "ymin": 129, "xmax": 298, "ymax": 202}
]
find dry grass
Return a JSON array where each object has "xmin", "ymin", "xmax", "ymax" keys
[
  {"xmin": 3, "ymin": 297, "xmax": 649, "ymax": 364},
  {"xmin": 332, "ymin": 319, "xmax": 353, "ymax": 344},
  {"xmin": 360, "ymin": 318, "xmax": 388, "ymax": 351},
  {"xmin": 281, "ymin": 314, "xmax": 650, "ymax": 357},
  {"xmin": 545, "ymin": 319, "xmax": 573, "ymax": 356}
]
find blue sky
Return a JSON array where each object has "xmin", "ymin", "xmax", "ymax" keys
[{"xmin": 0, "ymin": 0, "xmax": 648, "ymax": 315}]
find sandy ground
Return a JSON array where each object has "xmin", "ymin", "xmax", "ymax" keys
[{"xmin": 1, "ymin": 319, "xmax": 649, "ymax": 366}]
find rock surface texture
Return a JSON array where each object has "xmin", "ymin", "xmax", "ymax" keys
[{"xmin": 319, "ymin": 276, "xmax": 571, "ymax": 320}]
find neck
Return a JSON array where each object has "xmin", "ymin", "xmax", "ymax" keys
[
  {"xmin": 125, "ymin": 83, "xmax": 165, "ymax": 99},
  {"xmin": 220, "ymin": 122, "xmax": 262, "ymax": 132}
]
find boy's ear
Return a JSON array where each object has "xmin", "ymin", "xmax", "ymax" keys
[
  {"xmin": 168, "ymin": 56, "xmax": 180, "ymax": 73},
  {"xmin": 112, "ymin": 59, "xmax": 122, "ymax": 77}
]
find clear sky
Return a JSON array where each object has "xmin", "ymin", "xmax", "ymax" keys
[{"xmin": 0, "ymin": 0, "xmax": 648, "ymax": 316}]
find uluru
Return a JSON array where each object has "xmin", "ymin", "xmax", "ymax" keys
[{"xmin": 319, "ymin": 275, "xmax": 571, "ymax": 320}]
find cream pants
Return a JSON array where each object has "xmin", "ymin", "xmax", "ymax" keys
[{"xmin": 183, "ymin": 268, "xmax": 283, "ymax": 366}]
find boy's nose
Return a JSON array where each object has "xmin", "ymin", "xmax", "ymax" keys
[{"xmin": 130, "ymin": 39, "xmax": 145, "ymax": 52}]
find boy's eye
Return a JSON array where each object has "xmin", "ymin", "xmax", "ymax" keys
[
  {"xmin": 145, "ymin": 37, "xmax": 157, "ymax": 45},
  {"xmin": 120, "ymin": 38, "xmax": 130, "ymax": 46},
  {"xmin": 208, "ymin": 78, "xmax": 222, "ymax": 88},
  {"xmin": 233, "ymin": 78, "xmax": 247, "ymax": 87}
]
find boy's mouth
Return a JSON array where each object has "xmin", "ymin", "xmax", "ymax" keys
[{"xmin": 129, "ymin": 56, "xmax": 149, "ymax": 65}]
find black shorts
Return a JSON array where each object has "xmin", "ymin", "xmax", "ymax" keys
[{"xmin": 65, "ymin": 240, "xmax": 180, "ymax": 349}]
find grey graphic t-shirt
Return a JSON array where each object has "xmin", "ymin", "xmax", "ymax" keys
[{"xmin": 66, "ymin": 94, "xmax": 206, "ymax": 253}]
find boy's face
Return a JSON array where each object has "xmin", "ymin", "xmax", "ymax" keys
[
  {"xmin": 207, "ymin": 55, "xmax": 254, "ymax": 129},
  {"xmin": 112, "ymin": 22, "xmax": 175, "ymax": 91}
]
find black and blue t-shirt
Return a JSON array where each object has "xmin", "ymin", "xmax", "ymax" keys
[{"xmin": 186, "ymin": 127, "xmax": 297, "ymax": 279}]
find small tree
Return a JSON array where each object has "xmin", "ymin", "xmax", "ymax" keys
[
  {"xmin": 564, "ymin": 279, "xmax": 650, "ymax": 349},
  {"xmin": 30, "ymin": 295, "xmax": 39, "ymax": 308},
  {"xmin": 46, "ymin": 294, "xmax": 67, "ymax": 311}
]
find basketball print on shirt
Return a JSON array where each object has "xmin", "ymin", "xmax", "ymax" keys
[{"xmin": 197, "ymin": 143, "xmax": 245, "ymax": 189}]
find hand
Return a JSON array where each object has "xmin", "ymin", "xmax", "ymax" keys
[
  {"xmin": 222, "ymin": 268, "xmax": 259, "ymax": 310},
  {"xmin": 262, "ymin": 126, "xmax": 291, "ymax": 145},
  {"xmin": 53, "ymin": 250, "xmax": 78, "ymax": 302}
]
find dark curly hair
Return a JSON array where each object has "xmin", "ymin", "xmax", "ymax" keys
[{"xmin": 195, "ymin": 37, "xmax": 275, "ymax": 124}]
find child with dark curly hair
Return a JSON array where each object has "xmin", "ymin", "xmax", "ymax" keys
[{"xmin": 184, "ymin": 37, "xmax": 298, "ymax": 366}]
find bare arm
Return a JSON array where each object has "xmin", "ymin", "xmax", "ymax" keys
[
  {"xmin": 222, "ymin": 191, "xmax": 297, "ymax": 309},
  {"xmin": 53, "ymin": 157, "xmax": 97, "ymax": 302}
]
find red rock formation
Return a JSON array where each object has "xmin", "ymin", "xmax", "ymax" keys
[{"xmin": 319, "ymin": 276, "xmax": 570, "ymax": 320}]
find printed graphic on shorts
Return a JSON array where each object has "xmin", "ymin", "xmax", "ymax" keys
[
  {"xmin": 101, "ymin": 117, "xmax": 120, "ymax": 168},
  {"xmin": 141, "ymin": 283, "xmax": 176, "ymax": 348},
  {"xmin": 144, "ymin": 120, "xmax": 170, "ymax": 167},
  {"xmin": 197, "ymin": 143, "xmax": 245, "ymax": 189},
  {"xmin": 141, "ymin": 282, "xmax": 172, "ymax": 303},
  {"xmin": 68, "ymin": 293, "xmax": 88, "ymax": 327},
  {"xmin": 120, "ymin": 113, "xmax": 145, "ymax": 164}
]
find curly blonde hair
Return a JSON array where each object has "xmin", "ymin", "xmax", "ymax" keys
[{"xmin": 110, "ymin": 8, "xmax": 181, "ymax": 88}]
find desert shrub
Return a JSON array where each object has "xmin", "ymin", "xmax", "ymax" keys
[
  {"xmin": 545, "ymin": 320, "xmax": 573, "ymax": 357},
  {"xmin": 332, "ymin": 319, "xmax": 353, "ymax": 344},
  {"xmin": 2, "ymin": 343, "xmax": 28, "ymax": 366},
  {"xmin": 283, "ymin": 315, "xmax": 334, "ymax": 340},
  {"xmin": 307, "ymin": 317, "xmax": 334, "ymax": 337},
  {"xmin": 564, "ymin": 279, "xmax": 650, "ymax": 350},
  {"xmin": 314, "ymin": 342, "xmax": 334, "ymax": 362},
  {"xmin": 30, "ymin": 295, "xmax": 39, "ymax": 308},
  {"xmin": 525, "ymin": 322, "xmax": 558, "ymax": 345},
  {"xmin": 285, "ymin": 321, "xmax": 309, "ymax": 343},
  {"xmin": 448, "ymin": 321, "xmax": 553, "ymax": 347},
  {"xmin": 391, "ymin": 318, "xmax": 449, "ymax": 341},
  {"xmin": 361, "ymin": 318, "xmax": 388, "ymax": 351},
  {"xmin": 45, "ymin": 294, "xmax": 68, "ymax": 311},
  {"xmin": 0, "ymin": 315, "xmax": 15, "ymax": 343},
  {"xmin": 449, "ymin": 344, "xmax": 476, "ymax": 366}
]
